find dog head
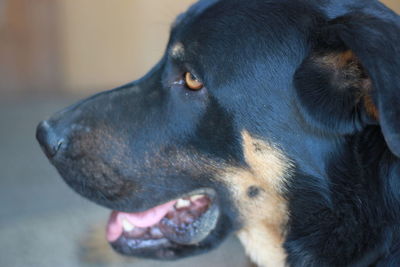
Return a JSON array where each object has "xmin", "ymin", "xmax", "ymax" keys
[{"xmin": 37, "ymin": 0, "xmax": 400, "ymax": 265}]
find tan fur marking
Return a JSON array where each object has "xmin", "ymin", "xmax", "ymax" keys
[
  {"xmin": 364, "ymin": 93, "xmax": 379, "ymax": 120},
  {"xmin": 219, "ymin": 131, "xmax": 293, "ymax": 267},
  {"xmin": 316, "ymin": 50, "xmax": 365, "ymax": 91},
  {"xmin": 363, "ymin": 79, "xmax": 379, "ymax": 121},
  {"xmin": 316, "ymin": 50, "xmax": 380, "ymax": 121},
  {"xmin": 318, "ymin": 50, "xmax": 355, "ymax": 69},
  {"xmin": 337, "ymin": 50, "xmax": 355, "ymax": 67}
]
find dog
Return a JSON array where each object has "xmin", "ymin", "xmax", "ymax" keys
[{"xmin": 36, "ymin": 0, "xmax": 400, "ymax": 266}]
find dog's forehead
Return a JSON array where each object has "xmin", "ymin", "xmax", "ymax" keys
[
  {"xmin": 185, "ymin": 0, "xmax": 220, "ymax": 18},
  {"xmin": 167, "ymin": 1, "xmax": 314, "ymax": 92},
  {"xmin": 172, "ymin": 0, "xmax": 219, "ymax": 28},
  {"xmin": 173, "ymin": 0, "xmax": 312, "ymax": 48}
]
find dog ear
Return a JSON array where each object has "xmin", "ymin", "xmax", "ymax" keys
[{"xmin": 295, "ymin": 13, "xmax": 400, "ymax": 157}]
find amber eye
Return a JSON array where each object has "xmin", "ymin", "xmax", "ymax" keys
[{"xmin": 185, "ymin": 72, "xmax": 203, "ymax": 90}]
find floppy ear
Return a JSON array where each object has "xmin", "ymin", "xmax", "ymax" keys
[{"xmin": 295, "ymin": 13, "xmax": 400, "ymax": 157}]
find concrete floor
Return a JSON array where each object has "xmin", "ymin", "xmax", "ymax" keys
[{"xmin": 0, "ymin": 96, "xmax": 248, "ymax": 267}]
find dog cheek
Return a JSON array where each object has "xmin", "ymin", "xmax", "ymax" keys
[{"xmin": 217, "ymin": 131, "xmax": 293, "ymax": 267}]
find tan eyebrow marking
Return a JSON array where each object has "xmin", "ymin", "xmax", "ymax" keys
[{"xmin": 170, "ymin": 42, "xmax": 185, "ymax": 60}]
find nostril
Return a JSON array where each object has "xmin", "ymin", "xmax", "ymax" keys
[{"xmin": 36, "ymin": 120, "xmax": 64, "ymax": 159}]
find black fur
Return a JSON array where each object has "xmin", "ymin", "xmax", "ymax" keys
[{"xmin": 36, "ymin": 0, "xmax": 400, "ymax": 265}]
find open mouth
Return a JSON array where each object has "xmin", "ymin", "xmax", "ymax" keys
[{"xmin": 106, "ymin": 189, "xmax": 219, "ymax": 259}]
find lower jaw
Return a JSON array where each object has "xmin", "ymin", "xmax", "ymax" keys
[
  {"xmin": 110, "ymin": 236, "xmax": 177, "ymax": 259},
  {"xmin": 107, "ymin": 189, "xmax": 220, "ymax": 258}
]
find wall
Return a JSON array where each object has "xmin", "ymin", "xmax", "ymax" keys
[
  {"xmin": 386, "ymin": 0, "xmax": 400, "ymax": 12},
  {"xmin": 0, "ymin": 0, "xmax": 62, "ymax": 95},
  {"xmin": 58, "ymin": 0, "xmax": 194, "ymax": 92}
]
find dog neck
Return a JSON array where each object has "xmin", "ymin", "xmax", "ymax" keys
[{"xmin": 284, "ymin": 126, "xmax": 400, "ymax": 266}]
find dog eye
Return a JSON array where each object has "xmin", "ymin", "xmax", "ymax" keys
[{"xmin": 184, "ymin": 72, "xmax": 203, "ymax": 91}]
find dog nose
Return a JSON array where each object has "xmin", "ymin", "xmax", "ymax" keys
[{"xmin": 36, "ymin": 120, "xmax": 64, "ymax": 158}]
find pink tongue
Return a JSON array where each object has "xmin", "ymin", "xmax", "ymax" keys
[
  {"xmin": 119, "ymin": 200, "xmax": 177, "ymax": 227},
  {"xmin": 106, "ymin": 200, "xmax": 177, "ymax": 242}
]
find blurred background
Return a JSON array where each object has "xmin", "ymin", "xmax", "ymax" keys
[{"xmin": 0, "ymin": 0, "xmax": 399, "ymax": 266}]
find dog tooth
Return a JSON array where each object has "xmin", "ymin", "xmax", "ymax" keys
[
  {"xmin": 190, "ymin": 194, "xmax": 204, "ymax": 202},
  {"xmin": 122, "ymin": 219, "xmax": 135, "ymax": 232},
  {"xmin": 176, "ymin": 199, "xmax": 191, "ymax": 209}
]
